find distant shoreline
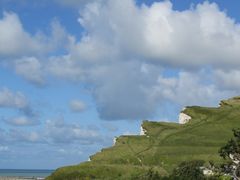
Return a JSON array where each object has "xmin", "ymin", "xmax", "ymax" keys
[
  {"xmin": 0, "ymin": 177, "xmax": 45, "ymax": 180},
  {"xmin": 0, "ymin": 169, "xmax": 53, "ymax": 180}
]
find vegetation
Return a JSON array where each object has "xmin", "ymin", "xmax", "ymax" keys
[
  {"xmin": 169, "ymin": 160, "xmax": 205, "ymax": 180},
  {"xmin": 219, "ymin": 129, "xmax": 240, "ymax": 179},
  {"xmin": 47, "ymin": 97, "xmax": 240, "ymax": 180}
]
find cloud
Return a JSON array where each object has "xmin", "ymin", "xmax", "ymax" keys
[
  {"xmin": 0, "ymin": 87, "xmax": 40, "ymax": 127},
  {"xmin": 1, "ymin": 118, "xmax": 102, "ymax": 145},
  {"xmin": 3, "ymin": 116, "xmax": 40, "ymax": 126},
  {"xmin": 8, "ymin": 129, "xmax": 42, "ymax": 143},
  {"xmin": 0, "ymin": 12, "xmax": 72, "ymax": 59},
  {"xmin": 14, "ymin": 57, "xmax": 45, "ymax": 86},
  {"xmin": 0, "ymin": 12, "xmax": 73, "ymax": 86},
  {"xmin": 46, "ymin": 0, "xmax": 240, "ymax": 120},
  {"xmin": 152, "ymin": 71, "xmax": 235, "ymax": 107},
  {"xmin": 45, "ymin": 119, "xmax": 102, "ymax": 144},
  {"xmin": 47, "ymin": 55, "xmax": 88, "ymax": 81},
  {"xmin": 74, "ymin": 0, "xmax": 240, "ymax": 68},
  {"xmin": 91, "ymin": 61, "xmax": 160, "ymax": 120},
  {"xmin": 54, "ymin": 0, "xmax": 91, "ymax": 7},
  {"xmin": 69, "ymin": 100, "xmax": 87, "ymax": 112},
  {"xmin": 214, "ymin": 69, "xmax": 240, "ymax": 91},
  {"xmin": 2, "ymin": 0, "xmax": 240, "ymax": 121},
  {"xmin": 0, "ymin": 146, "xmax": 9, "ymax": 152},
  {"xmin": 0, "ymin": 0, "xmax": 239, "ymax": 168},
  {"xmin": 0, "ymin": 88, "xmax": 28, "ymax": 109},
  {"xmin": 0, "ymin": 12, "xmax": 46, "ymax": 57}
]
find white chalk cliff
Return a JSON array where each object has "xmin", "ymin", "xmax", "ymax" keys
[
  {"xmin": 140, "ymin": 125, "xmax": 146, "ymax": 135},
  {"xmin": 113, "ymin": 137, "xmax": 117, "ymax": 145},
  {"xmin": 178, "ymin": 111, "xmax": 191, "ymax": 124}
]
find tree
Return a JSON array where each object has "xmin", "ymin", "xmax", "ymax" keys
[
  {"xmin": 144, "ymin": 168, "xmax": 161, "ymax": 180},
  {"xmin": 219, "ymin": 129, "xmax": 240, "ymax": 180},
  {"xmin": 170, "ymin": 160, "xmax": 205, "ymax": 180},
  {"xmin": 130, "ymin": 168, "xmax": 161, "ymax": 180}
]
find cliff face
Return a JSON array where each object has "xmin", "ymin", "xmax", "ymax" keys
[
  {"xmin": 140, "ymin": 125, "xmax": 147, "ymax": 135},
  {"xmin": 48, "ymin": 97, "xmax": 240, "ymax": 180},
  {"xmin": 178, "ymin": 111, "xmax": 191, "ymax": 124}
]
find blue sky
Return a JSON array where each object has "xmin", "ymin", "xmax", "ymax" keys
[{"xmin": 0, "ymin": 0, "xmax": 240, "ymax": 169}]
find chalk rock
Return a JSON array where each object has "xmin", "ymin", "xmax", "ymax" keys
[
  {"xmin": 113, "ymin": 137, "xmax": 117, "ymax": 145},
  {"xmin": 140, "ymin": 125, "xmax": 146, "ymax": 135},
  {"xmin": 179, "ymin": 112, "xmax": 191, "ymax": 124}
]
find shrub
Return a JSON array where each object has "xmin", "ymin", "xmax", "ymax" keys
[
  {"xmin": 170, "ymin": 160, "xmax": 205, "ymax": 180},
  {"xmin": 219, "ymin": 129, "xmax": 240, "ymax": 179}
]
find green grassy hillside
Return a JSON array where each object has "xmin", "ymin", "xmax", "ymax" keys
[{"xmin": 47, "ymin": 97, "xmax": 240, "ymax": 179}]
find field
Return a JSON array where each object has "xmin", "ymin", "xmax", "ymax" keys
[{"xmin": 47, "ymin": 97, "xmax": 240, "ymax": 179}]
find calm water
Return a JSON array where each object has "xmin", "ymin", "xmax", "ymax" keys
[{"xmin": 0, "ymin": 169, "xmax": 54, "ymax": 178}]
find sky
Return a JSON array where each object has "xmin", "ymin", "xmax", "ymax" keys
[{"xmin": 0, "ymin": 0, "xmax": 240, "ymax": 169}]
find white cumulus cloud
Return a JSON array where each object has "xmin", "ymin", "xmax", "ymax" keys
[
  {"xmin": 74, "ymin": 0, "xmax": 240, "ymax": 68},
  {"xmin": 2, "ymin": 0, "xmax": 240, "ymax": 121},
  {"xmin": 0, "ymin": 12, "xmax": 72, "ymax": 59},
  {"xmin": 46, "ymin": 0, "xmax": 240, "ymax": 120},
  {"xmin": 0, "ymin": 12, "xmax": 47, "ymax": 57}
]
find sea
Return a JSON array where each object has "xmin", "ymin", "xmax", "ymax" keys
[{"xmin": 0, "ymin": 169, "xmax": 54, "ymax": 178}]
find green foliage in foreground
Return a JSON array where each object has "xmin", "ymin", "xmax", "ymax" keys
[
  {"xmin": 170, "ymin": 160, "xmax": 205, "ymax": 180},
  {"xmin": 218, "ymin": 128, "xmax": 240, "ymax": 179},
  {"xmin": 47, "ymin": 97, "xmax": 240, "ymax": 180}
]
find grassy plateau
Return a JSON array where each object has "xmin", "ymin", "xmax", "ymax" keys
[{"xmin": 47, "ymin": 97, "xmax": 240, "ymax": 179}]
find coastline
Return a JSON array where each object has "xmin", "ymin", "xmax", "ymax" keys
[
  {"xmin": 0, "ymin": 169, "xmax": 52, "ymax": 180},
  {"xmin": 0, "ymin": 177, "xmax": 45, "ymax": 180}
]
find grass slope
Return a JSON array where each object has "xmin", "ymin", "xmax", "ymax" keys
[{"xmin": 47, "ymin": 97, "xmax": 240, "ymax": 179}]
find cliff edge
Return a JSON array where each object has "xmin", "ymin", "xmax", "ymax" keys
[{"xmin": 47, "ymin": 97, "xmax": 240, "ymax": 180}]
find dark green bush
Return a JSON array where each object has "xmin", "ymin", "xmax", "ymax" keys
[{"xmin": 170, "ymin": 160, "xmax": 205, "ymax": 180}]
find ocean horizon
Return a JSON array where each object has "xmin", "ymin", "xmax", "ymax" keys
[{"xmin": 0, "ymin": 169, "xmax": 54, "ymax": 178}]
